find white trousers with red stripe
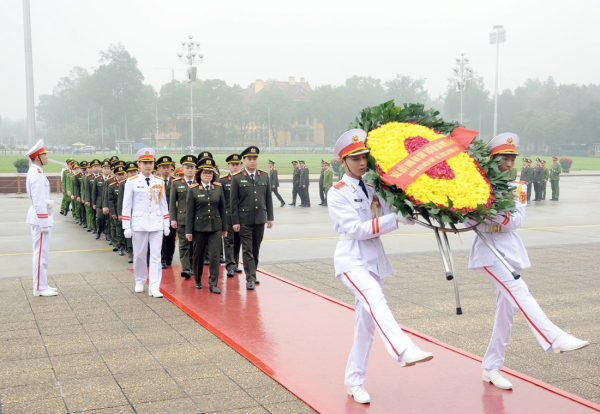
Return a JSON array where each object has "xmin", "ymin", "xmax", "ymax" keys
[
  {"xmin": 481, "ymin": 262, "xmax": 562, "ymax": 370},
  {"xmin": 30, "ymin": 225, "xmax": 51, "ymax": 291},
  {"xmin": 132, "ymin": 230, "xmax": 163, "ymax": 292},
  {"xmin": 341, "ymin": 268, "xmax": 415, "ymax": 386}
]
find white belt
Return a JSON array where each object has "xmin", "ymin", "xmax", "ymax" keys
[{"xmin": 479, "ymin": 224, "xmax": 514, "ymax": 233}]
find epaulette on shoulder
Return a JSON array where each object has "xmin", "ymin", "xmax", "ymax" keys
[
  {"xmin": 109, "ymin": 182, "xmax": 117, "ymax": 186},
  {"xmin": 189, "ymin": 183, "xmax": 199, "ymax": 188},
  {"xmin": 232, "ymin": 170, "xmax": 242, "ymax": 176},
  {"xmin": 220, "ymin": 174, "xmax": 229, "ymax": 179},
  {"xmin": 37, "ymin": 168, "xmax": 42, "ymax": 173},
  {"xmin": 128, "ymin": 175, "xmax": 138, "ymax": 180},
  {"xmin": 213, "ymin": 182, "xmax": 222, "ymax": 186},
  {"xmin": 333, "ymin": 181, "xmax": 346, "ymax": 189},
  {"xmin": 259, "ymin": 169, "xmax": 268, "ymax": 173}
]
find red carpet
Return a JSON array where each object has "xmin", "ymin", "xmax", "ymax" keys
[{"xmin": 159, "ymin": 265, "xmax": 600, "ymax": 414}]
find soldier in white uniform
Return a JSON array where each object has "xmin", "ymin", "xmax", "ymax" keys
[
  {"xmin": 327, "ymin": 129, "xmax": 434, "ymax": 405},
  {"xmin": 25, "ymin": 140, "xmax": 58, "ymax": 297},
  {"xmin": 470, "ymin": 133, "xmax": 589, "ymax": 390},
  {"xmin": 122, "ymin": 148, "xmax": 170, "ymax": 298}
]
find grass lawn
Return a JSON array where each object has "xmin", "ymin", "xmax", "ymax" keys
[{"xmin": 2, "ymin": 153, "xmax": 599, "ymax": 175}]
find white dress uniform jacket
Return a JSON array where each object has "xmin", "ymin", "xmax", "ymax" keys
[
  {"xmin": 327, "ymin": 174, "xmax": 398, "ymax": 278},
  {"xmin": 26, "ymin": 164, "xmax": 54, "ymax": 228},
  {"xmin": 468, "ymin": 182, "xmax": 530, "ymax": 270},
  {"xmin": 121, "ymin": 174, "xmax": 169, "ymax": 231}
]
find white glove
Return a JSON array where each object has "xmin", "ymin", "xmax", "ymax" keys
[
  {"xmin": 163, "ymin": 228, "xmax": 170, "ymax": 236},
  {"xmin": 46, "ymin": 199, "xmax": 55, "ymax": 214},
  {"xmin": 41, "ymin": 227, "xmax": 50, "ymax": 234},
  {"xmin": 396, "ymin": 212, "xmax": 415, "ymax": 225},
  {"xmin": 124, "ymin": 229, "xmax": 132, "ymax": 238}
]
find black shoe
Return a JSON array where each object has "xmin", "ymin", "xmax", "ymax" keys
[
  {"xmin": 247, "ymin": 281, "xmax": 255, "ymax": 290},
  {"xmin": 204, "ymin": 259, "xmax": 210, "ymax": 265},
  {"xmin": 60, "ymin": 210, "xmax": 65, "ymax": 216},
  {"xmin": 322, "ymin": 203, "xmax": 327, "ymax": 206},
  {"xmin": 106, "ymin": 235, "xmax": 111, "ymax": 241},
  {"xmin": 161, "ymin": 261, "xmax": 167, "ymax": 269},
  {"xmin": 190, "ymin": 269, "xmax": 194, "ymax": 275},
  {"xmin": 87, "ymin": 228, "xmax": 92, "ymax": 232},
  {"xmin": 195, "ymin": 282, "xmax": 203, "ymax": 289},
  {"xmin": 209, "ymin": 285, "xmax": 221, "ymax": 294},
  {"xmin": 119, "ymin": 249, "xmax": 125, "ymax": 256},
  {"xmin": 255, "ymin": 280, "xmax": 260, "ymax": 285},
  {"xmin": 108, "ymin": 241, "xmax": 113, "ymax": 245},
  {"xmin": 95, "ymin": 232, "xmax": 101, "ymax": 240},
  {"xmin": 280, "ymin": 203, "xmax": 286, "ymax": 207},
  {"xmin": 112, "ymin": 247, "xmax": 118, "ymax": 252},
  {"xmin": 290, "ymin": 203, "xmax": 296, "ymax": 206},
  {"xmin": 234, "ymin": 268, "xmax": 243, "ymax": 273},
  {"xmin": 181, "ymin": 270, "xmax": 191, "ymax": 279},
  {"xmin": 305, "ymin": 204, "xmax": 311, "ymax": 207},
  {"xmin": 227, "ymin": 270, "xmax": 234, "ymax": 277},
  {"xmin": 166, "ymin": 262, "xmax": 172, "ymax": 267},
  {"xmin": 299, "ymin": 204, "xmax": 305, "ymax": 207},
  {"xmin": 219, "ymin": 257, "xmax": 226, "ymax": 264},
  {"xmin": 128, "ymin": 257, "xmax": 133, "ymax": 263}
]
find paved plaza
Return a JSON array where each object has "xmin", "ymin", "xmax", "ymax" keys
[{"xmin": 0, "ymin": 176, "xmax": 599, "ymax": 412}]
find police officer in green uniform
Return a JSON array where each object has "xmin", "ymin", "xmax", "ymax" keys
[
  {"xmin": 170, "ymin": 155, "xmax": 197, "ymax": 279},
  {"xmin": 221, "ymin": 154, "xmax": 243, "ymax": 277},
  {"xmin": 75, "ymin": 161, "xmax": 88, "ymax": 227},
  {"xmin": 318, "ymin": 160, "xmax": 326, "ymax": 206},
  {"xmin": 268, "ymin": 160, "xmax": 285, "ymax": 207},
  {"xmin": 104, "ymin": 160, "xmax": 125, "ymax": 250},
  {"xmin": 230, "ymin": 146, "xmax": 274, "ymax": 290},
  {"xmin": 71, "ymin": 162, "xmax": 82, "ymax": 224},
  {"xmin": 85, "ymin": 159, "xmax": 100, "ymax": 233},
  {"xmin": 60, "ymin": 159, "xmax": 73, "ymax": 215},
  {"xmin": 550, "ymin": 156, "xmax": 561, "ymax": 200},
  {"xmin": 520, "ymin": 158, "xmax": 533, "ymax": 202},
  {"xmin": 186, "ymin": 157, "xmax": 227, "ymax": 293},
  {"xmin": 118, "ymin": 162, "xmax": 138, "ymax": 263},
  {"xmin": 532, "ymin": 158, "xmax": 544, "ymax": 201},
  {"xmin": 299, "ymin": 160, "xmax": 310, "ymax": 207},
  {"xmin": 290, "ymin": 161, "xmax": 301, "ymax": 206},
  {"xmin": 156, "ymin": 155, "xmax": 176, "ymax": 268},
  {"xmin": 107, "ymin": 165, "xmax": 127, "ymax": 256},
  {"xmin": 92, "ymin": 160, "xmax": 111, "ymax": 240},
  {"xmin": 322, "ymin": 160, "xmax": 333, "ymax": 206},
  {"xmin": 541, "ymin": 160, "xmax": 549, "ymax": 200}
]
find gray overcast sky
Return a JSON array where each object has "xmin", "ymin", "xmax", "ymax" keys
[{"xmin": 2, "ymin": 0, "xmax": 599, "ymax": 120}]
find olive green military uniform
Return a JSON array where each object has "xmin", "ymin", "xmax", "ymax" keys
[
  {"xmin": 117, "ymin": 178, "xmax": 133, "ymax": 262},
  {"xmin": 533, "ymin": 164, "xmax": 543, "ymax": 201},
  {"xmin": 299, "ymin": 165, "xmax": 310, "ymax": 207},
  {"xmin": 72, "ymin": 171, "xmax": 82, "ymax": 223},
  {"xmin": 161, "ymin": 175, "xmax": 177, "ymax": 267},
  {"xmin": 92, "ymin": 174, "xmax": 108, "ymax": 238},
  {"xmin": 230, "ymin": 168, "xmax": 274, "ymax": 284},
  {"xmin": 60, "ymin": 167, "xmax": 71, "ymax": 214},
  {"xmin": 550, "ymin": 162, "xmax": 561, "ymax": 200},
  {"xmin": 170, "ymin": 177, "xmax": 195, "ymax": 273},
  {"xmin": 269, "ymin": 167, "xmax": 285, "ymax": 206},
  {"xmin": 107, "ymin": 179, "xmax": 126, "ymax": 255},
  {"xmin": 291, "ymin": 165, "xmax": 301, "ymax": 206},
  {"xmin": 318, "ymin": 166, "xmax": 325, "ymax": 205},
  {"xmin": 542, "ymin": 164, "xmax": 549, "ymax": 200},
  {"xmin": 186, "ymin": 181, "xmax": 227, "ymax": 287},
  {"xmin": 220, "ymin": 172, "xmax": 241, "ymax": 274},
  {"xmin": 323, "ymin": 167, "xmax": 334, "ymax": 206},
  {"xmin": 84, "ymin": 173, "xmax": 97, "ymax": 231},
  {"xmin": 520, "ymin": 165, "xmax": 533, "ymax": 202}
]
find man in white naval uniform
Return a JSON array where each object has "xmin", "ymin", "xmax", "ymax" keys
[
  {"xmin": 470, "ymin": 133, "xmax": 589, "ymax": 390},
  {"xmin": 122, "ymin": 148, "xmax": 170, "ymax": 298},
  {"xmin": 327, "ymin": 129, "xmax": 433, "ymax": 405},
  {"xmin": 25, "ymin": 140, "xmax": 58, "ymax": 297}
]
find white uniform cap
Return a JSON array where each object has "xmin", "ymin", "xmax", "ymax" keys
[
  {"xmin": 25, "ymin": 140, "xmax": 46, "ymax": 159},
  {"xmin": 136, "ymin": 148, "xmax": 156, "ymax": 161},
  {"xmin": 333, "ymin": 129, "xmax": 369, "ymax": 159},
  {"xmin": 487, "ymin": 133, "xmax": 520, "ymax": 156}
]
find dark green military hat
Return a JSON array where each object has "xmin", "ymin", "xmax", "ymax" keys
[
  {"xmin": 197, "ymin": 151, "xmax": 213, "ymax": 160},
  {"xmin": 197, "ymin": 157, "xmax": 217, "ymax": 171},
  {"xmin": 90, "ymin": 159, "xmax": 101, "ymax": 167},
  {"xmin": 114, "ymin": 165, "xmax": 126, "ymax": 174},
  {"xmin": 111, "ymin": 160, "xmax": 125, "ymax": 170},
  {"xmin": 241, "ymin": 146, "xmax": 259, "ymax": 158},
  {"xmin": 125, "ymin": 161, "xmax": 138, "ymax": 172},
  {"xmin": 226, "ymin": 154, "xmax": 242, "ymax": 164},
  {"xmin": 110, "ymin": 155, "xmax": 120, "ymax": 162},
  {"xmin": 101, "ymin": 159, "xmax": 111, "ymax": 167},
  {"xmin": 156, "ymin": 155, "xmax": 173, "ymax": 167},
  {"xmin": 80, "ymin": 161, "xmax": 89, "ymax": 168},
  {"xmin": 180, "ymin": 155, "xmax": 197, "ymax": 166}
]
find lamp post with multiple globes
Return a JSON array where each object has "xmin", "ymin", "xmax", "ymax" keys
[{"xmin": 177, "ymin": 34, "xmax": 204, "ymax": 151}]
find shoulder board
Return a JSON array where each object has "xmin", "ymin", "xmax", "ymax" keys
[
  {"xmin": 189, "ymin": 183, "xmax": 199, "ymax": 188},
  {"xmin": 109, "ymin": 182, "xmax": 117, "ymax": 186},
  {"xmin": 365, "ymin": 182, "xmax": 374, "ymax": 187},
  {"xmin": 213, "ymin": 182, "xmax": 222, "ymax": 186},
  {"xmin": 513, "ymin": 180, "xmax": 527, "ymax": 185},
  {"xmin": 37, "ymin": 168, "xmax": 42, "ymax": 173},
  {"xmin": 272, "ymin": 168, "xmax": 276, "ymax": 171},
  {"xmin": 128, "ymin": 175, "xmax": 138, "ymax": 180},
  {"xmin": 232, "ymin": 171, "xmax": 242, "ymax": 176},
  {"xmin": 333, "ymin": 181, "xmax": 346, "ymax": 189},
  {"xmin": 259, "ymin": 169, "xmax": 268, "ymax": 173},
  {"xmin": 220, "ymin": 174, "xmax": 229, "ymax": 179}
]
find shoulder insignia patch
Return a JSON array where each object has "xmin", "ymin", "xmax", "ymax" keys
[
  {"xmin": 128, "ymin": 175, "xmax": 138, "ymax": 180},
  {"xmin": 109, "ymin": 182, "xmax": 117, "ymax": 186},
  {"xmin": 213, "ymin": 182, "xmax": 222, "ymax": 186},
  {"xmin": 232, "ymin": 171, "xmax": 242, "ymax": 176},
  {"xmin": 189, "ymin": 183, "xmax": 199, "ymax": 188},
  {"xmin": 259, "ymin": 169, "xmax": 268, "ymax": 174},
  {"xmin": 37, "ymin": 168, "xmax": 42, "ymax": 173},
  {"xmin": 220, "ymin": 174, "xmax": 229, "ymax": 179},
  {"xmin": 333, "ymin": 181, "xmax": 346, "ymax": 189},
  {"xmin": 519, "ymin": 191, "xmax": 527, "ymax": 204}
]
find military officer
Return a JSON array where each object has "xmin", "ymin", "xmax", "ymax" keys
[
  {"xmin": 75, "ymin": 161, "xmax": 88, "ymax": 227},
  {"xmin": 220, "ymin": 154, "xmax": 243, "ymax": 277},
  {"xmin": 299, "ymin": 160, "xmax": 310, "ymax": 207},
  {"xmin": 122, "ymin": 148, "xmax": 170, "ymax": 298},
  {"xmin": 185, "ymin": 157, "xmax": 227, "ymax": 293},
  {"xmin": 59, "ymin": 159, "xmax": 73, "ymax": 216},
  {"xmin": 329, "ymin": 130, "xmax": 433, "ymax": 404},
  {"xmin": 25, "ymin": 140, "xmax": 58, "ymax": 297},
  {"xmin": 70, "ymin": 162, "xmax": 82, "ymax": 224},
  {"xmin": 107, "ymin": 165, "xmax": 127, "ymax": 256},
  {"xmin": 318, "ymin": 159, "xmax": 326, "ymax": 206},
  {"xmin": 322, "ymin": 160, "xmax": 333, "ymax": 206},
  {"xmin": 519, "ymin": 158, "xmax": 532, "ymax": 202},
  {"xmin": 230, "ymin": 146, "xmax": 274, "ymax": 290},
  {"xmin": 85, "ymin": 159, "xmax": 100, "ymax": 233},
  {"xmin": 290, "ymin": 161, "xmax": 301, "ymax": 206},
  {"xmin": 170, "ymin": 155, "xmax": 197, "ymax": 279},
  {"xmin": 156, "ymin": 155, "xmax": 176, "ymax": 268},
  {"xmin": 198, "ymin": 150, "xmax": 213, "ymax": 161},
  {"xmin": 550, "ymin": 157, "xmax": 561, "ymax": 200},
  {"xmin": 532, "ymin": 158, "xmax": 544, "ymax": 201},
  {"xmin": 92, "ymin": 160, "xmax": 111, "ymax": 240},
  {"xmin": 104, "ymin": 160, "xmax": 125, "ymax": 250},
  {"xmin": 469, "ymin": 133, "xmax": 588, "ymax": 390},
  {"xmin": 118, "ymin": 161, "xmax": 138, "ymax": 263},
  {"xmin": 268, "ymin": 160, "xmax": 285, "ymax": 207},
  {"xmin": 541, "ymin": 160, "xmax": 549, "ymax": 200}
]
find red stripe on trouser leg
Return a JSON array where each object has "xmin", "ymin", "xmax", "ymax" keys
[
  {"xmin": 483, "ymin": 266, "xmax": 552, "ymax": 345},
  {"xmin": 343, "ymin": 272, "xmax": 400, "ymax": 357},
  {"xmin": 37, "ymin": 232, "xmax": 43, "ymax": 290}
]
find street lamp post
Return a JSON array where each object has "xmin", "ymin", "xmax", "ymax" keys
[
  {"xmin": 177, "ymin": 34, "xmax": 204, "ymax": 152},
  {"xmin": 22, "ymin": 0, "xmax": 36, "ymax": 146},
  {"xmin": 490, "ymin": 25, "xmax": 506, "ymax": 137},
  {"xmin": 452, "ymin": 52, "xmax": 473, "ymax": 125}
]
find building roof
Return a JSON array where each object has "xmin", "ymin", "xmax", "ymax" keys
[{"xmin": 242, "ymin": 77, "xmax": 313, "ymax": 104}]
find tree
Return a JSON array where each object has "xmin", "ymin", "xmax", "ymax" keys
[
  {"xmin": 442, "ymin": 73, "xmax": 491, "ymax": 139},
  {"xmin": 384, "ymin": 75, "xmax": 431, "ymax": 106},
  {"xmin": 250, "ymin": 89, "xmax": 295, "ymax": 146}
]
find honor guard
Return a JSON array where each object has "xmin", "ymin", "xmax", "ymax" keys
[
  {"xmin": 122, "ymin": 148, "xmax": 170, "ymax": 298},
  {"xmin": 170, "ymin": 155, "xmax": 198, "ymax": 279},
  {"xmin": 107, "ymin": 165, "xmax": 127, "ymax": 256},
  {"xmin": 156, "ymin": 155, "xmax": 176, "ymax": 268},
  {"xmin": 230, "ymin": 146, "xmax": 274, "ymax": 290},
  {"xmin": 186, "ymin": 157, "xmax": 228, "ymax": 293},
  {"xmin": 290, "ymin": 161, "xmax": 301, "ymax": 206},
  {"xmin": 268, "ymin": 160, "xmax": 286, "ymax": 207},
  {"xmin": 298, "ymin": 160, "xmax": 310, "ymax": 207},
  {"xmin": 25, "ymin": 140, "xmax": 58, "ymax": 297},
  {"xmin": 220, "ymin": 154, "xmax": 243, "ymax": 277},
  {"xmin": 328, "ymin": 129, "xmax": 433, "ymax": 404},
  {"xmin": 550, "ymin": 156, "xmax": 561, "ymax": 200},
  {"xmin": 469, "ymin": 133, "xmax": 588, "ymax": 390},
  {"xmin": 118, "ymin": 161, "xmax": 138, "ymax": 263}
]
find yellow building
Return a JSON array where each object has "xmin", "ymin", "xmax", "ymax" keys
[{"xmin": 241, "ymin": 77, "xmax": 325, "ymax": 147}]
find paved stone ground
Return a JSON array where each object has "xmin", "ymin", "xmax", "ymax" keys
[
  {"xmin": 0, "ymin": 270, "xmax": 315, "ymax": 414},
  {"xmin": 262, "ymin": 243, "xmax": 600, "ymax": 405}
]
